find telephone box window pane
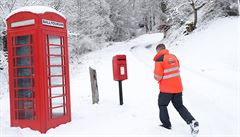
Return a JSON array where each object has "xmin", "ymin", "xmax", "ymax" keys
[
  {"xmin": 16, "ymin": 68, "xmax": 31, "ymax": 76},
  {"xmin": 16, "ymin": 35, "xmax": 31, "ymax": 45},
  {"xmin": 17, "ymin": 56, "xmax": 30, "ymax": 66},
  {"xmin": 17, "ymin": 89, "xmax": 32, "ymax": 98},
  {"xmin": 49, "ymin": 36, "xmax": 60, "ymax": 45},
  {"xmin": 51, "ymin": 97, "xmax": 63, "ymax": 107},
  {"xmin": 18, "ymin": 78, "xmax": 32, "ymax": 88},
  {"xmin": 50, "ymin": 46, "xmax": 62, "ymax": 54},
  {"xmin": 17, "ymin": 110, "xmax": 32, "ymax": 120},
  {"xmin": 52, "ymin": 107, "xmax": 64, "ymax": 118},
  {"xmin": 16, "ymin": 100, "xmax": 33, "ymax": 109},
  {"xmin": 50, "ymin": 77, "xmax": 63, "ymax": 86},
  {"xmin": 51, "ymin": 87, "xmax": 63, "ymax": 96},
  {"xmin": 50, "ymin": 67, "xmax": 62, "ymax": 75},
  {"xmin": 50, "ymin": 56, "xmax": 62, "ymax": 65},
  {"xmin": 16, "ymin": 46, "xmax": 30, "ymax": 56}
]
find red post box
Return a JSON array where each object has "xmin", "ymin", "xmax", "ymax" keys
[
  {"xmin": 112, "ymin": 55, "xmax": 128, "ymax": 81},
  {"xmin": 6, "ymin": 6, "xmax": 71, "ymax": 133},
  {"xmin": 112, "ymin": 55, "xmax": 128, "ymax": 105}
]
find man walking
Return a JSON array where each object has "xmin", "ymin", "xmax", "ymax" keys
[{"xmin": 153, "ymin": 43, "xmax": 199, "ymax": 135}]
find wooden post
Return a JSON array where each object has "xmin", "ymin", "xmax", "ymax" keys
[{"xmin": 89, "ymin": 67, "xmax": 99, "ymax": 104}]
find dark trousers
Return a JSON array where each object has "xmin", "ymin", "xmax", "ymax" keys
[{"xmin": 158, "ymin": 92, "xmax": 195, "ymax": 127}]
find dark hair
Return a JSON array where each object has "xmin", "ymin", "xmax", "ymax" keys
[{"xmin": 156, "ymin": 44, "xmax": 166, "ymax": 51}]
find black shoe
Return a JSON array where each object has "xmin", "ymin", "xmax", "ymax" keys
[{"xmin": 160, "ymin": 124, "xmax": 171, "ymax": 130}]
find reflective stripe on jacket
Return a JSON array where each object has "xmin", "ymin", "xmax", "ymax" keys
[{"xmin": 153, "ymin": 49, "xmax": 183, "ymax": 93}]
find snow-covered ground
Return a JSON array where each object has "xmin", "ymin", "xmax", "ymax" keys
[{"xmin": 1, "ymin": 17, "xmax": 240, "ymax": 137}]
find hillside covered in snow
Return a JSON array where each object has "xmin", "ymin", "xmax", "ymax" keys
[{"xmin": 0, "ymin": 17, "xmax": 240, "ymax": 137}]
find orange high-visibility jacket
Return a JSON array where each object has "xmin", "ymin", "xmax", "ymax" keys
[{"xmin": 153, "ymin": 49, "xmax": 183, "ymax": 93}]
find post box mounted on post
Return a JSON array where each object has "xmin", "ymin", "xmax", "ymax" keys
[{"xmin": 112, "ymin": 55, "xmax": 128, "ymax": 105}]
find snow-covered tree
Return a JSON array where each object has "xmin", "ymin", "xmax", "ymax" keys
[
  {"xmin": 106, "ymin": 0, "xmax": 138, "ymax": 41},
  {"xmin": 0, "ymin": 0, "xmax": 239, "ymax": 46},
  {"xmin": 66, "ymin": 0, "xmax": 113, "ymax": 42}
]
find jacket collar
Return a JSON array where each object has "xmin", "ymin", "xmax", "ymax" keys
[{"xmin": 153, "ymin": 49, "xmax": 169, "ymax": 61}]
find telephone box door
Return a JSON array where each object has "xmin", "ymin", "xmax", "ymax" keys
[
  {"xmin": 8, "ymin": 30, "xmax": 40, "ymax": 129},
  {"xmin": 43, "ymin": 31, "xmax": 70, "ymax": 128}
]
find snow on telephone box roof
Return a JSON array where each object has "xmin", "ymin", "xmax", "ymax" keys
[{"xmin": 6, "ymin": 6, "xmax": 66, "ymax": 19}]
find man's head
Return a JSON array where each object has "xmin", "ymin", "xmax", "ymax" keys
[{"xmin": 156, "ymin": 43, "xmax": 166, "ymax": 52}]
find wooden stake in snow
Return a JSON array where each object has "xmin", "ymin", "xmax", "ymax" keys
[{"xmin": 89, "ymin": 67, "xmax": 99, "ymax": 104}]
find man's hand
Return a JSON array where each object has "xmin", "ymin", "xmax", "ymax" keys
[{"xmin": 154, "ymin": 74, "xmax": 162, "ymax": 82}]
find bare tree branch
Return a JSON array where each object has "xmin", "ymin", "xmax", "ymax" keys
[
  {"xmin": 9, "ymin": 0, "xmax": 17, "ymax": 12},
  {"xmin": 23, "ymin": 0, "xmax": 30, "ymax": 6},
  {"xmin": 196, "ymin": 2, "xmax": 207, "ymax": 10},
  {"xmin": 0, "ymin": 1, "xmax": 5, "ymax": 15}
]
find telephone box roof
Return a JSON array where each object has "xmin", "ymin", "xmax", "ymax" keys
[{"xmin": 7, "ymin": 6, "xmax": 66, "ymax": 19}]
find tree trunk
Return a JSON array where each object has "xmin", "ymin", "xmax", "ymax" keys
[
  {"xmin": 190, "ymin": 0, "xmax": 197, "ymax": 30},
  {"xmin": 144, "ymin": 17, "xmax": 149, "ymax": 33},
  {"xmin": 191, "ymin": 0, "xmax": 207, "ymax": 30},
  {"xmin": 193, "ymin": 8, "xmax": 197, "ymax": 29}
]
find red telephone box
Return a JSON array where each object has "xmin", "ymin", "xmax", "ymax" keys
[{"xmin": 6, "ymin": 6, "xmax": 71, "ymax": 133}]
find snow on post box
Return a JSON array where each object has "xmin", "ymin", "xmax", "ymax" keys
[{"xmin": 112, "ymin": 55, "xmax": 128, "ymax": 81}]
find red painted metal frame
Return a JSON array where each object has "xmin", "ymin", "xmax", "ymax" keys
[{"xmin": 7, "ymin": 11, "xmax": 71, "ymax": 133}]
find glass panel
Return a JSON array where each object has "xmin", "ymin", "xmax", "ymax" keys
[
  {"xmin": 15, "ymin": 68, "xmax": 31, "ymax": 76},
  {"xmin": 18, "ymin": 78, "xmax": 32, "ymax": 88},
  {"xmin": 50, "ymin": 67, "xmax": 62, "ymax": 75},
  {"xmin": 49, "ymin": 46, "xmax": 62, "ymax": 54},
  {"xmin": 16, "ymin": 46, "xmax": 30, "ymax": 56},
  {"xmin": 50, "ymin": 77, "xmax": 63, "ymax": 86},
  {"xmin": 50, "ymin": 56, "xmax": 62, "ymax": 65},
  {"xmin": 17, "ymin": 110, "xmax": 32, "ymax": 120},
  {"xmin": 17, "ymin": 89, "xmax": 32, "ymax": 98},
  {"xmin": 15, "ymin": 100, "xmax": 33, "ymax": 109},
  {"xmin": 52, "ymin": 107, "xmax": 64, "ymax": 118},
  {"xmin": 51, "ymin": 87, "xmax": 63, "ymax": 96},
  {"xmin": 49, "ymin": 36, "xmax": 61, "ymax": 45},
  {"xmin": 16, "ymin": 56, "xmax": 30, "ymax": 66},
  {"xmin": 51, "ymin": 97, "xmax": 64, "ymax": 107},
  {"xmin": 16, "ymin": 35, "xmax": 31, "ymax": 45}
]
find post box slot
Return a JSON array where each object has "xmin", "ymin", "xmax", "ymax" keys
[{"xmin": 117, "ymin": 59, "xmax": 126, "ymax": 61}]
